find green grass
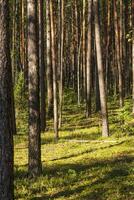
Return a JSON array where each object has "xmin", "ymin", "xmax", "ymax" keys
[{"xmin": 14, "ymin": 90, "xmax": 134, "ymax": 199}]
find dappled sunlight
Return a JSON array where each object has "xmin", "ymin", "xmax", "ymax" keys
[
  {"xmin": 14, "ymin": 91, "xmax": 134, "ymax": 200},
  {"xmin": 14, "ymin": 139, "xmax": 134, "ymax": 199},
  {"xmin": 14, "ymin": 96, "xmax": 134, "ymax": 199}
]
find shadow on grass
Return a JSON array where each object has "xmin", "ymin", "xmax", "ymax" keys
[
  {"xmin": 60, "ymin": 123, "xmax": 100, "ymax": 132},
  {"xmin": 45, "ymin": 154, "xmax": 134, "ymax": 200},
  {"xmin": 15, "ymin": 146, "xmax": 134, "ymax": 199},
  {"xmin": 41, "ymin": 129, "xmax": 101, "ymax": 145},
  {"xmin": 60, "ymin": 131, "xmax": 101, "ymax": 141},
  {"xmin": 46, "ymin": 141, "xmax": 126, "ymax": 163}
]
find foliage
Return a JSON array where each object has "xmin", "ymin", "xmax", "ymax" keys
[{"xmin": 14, "ymin": 72, "xmax": 28, "ymax": 135}]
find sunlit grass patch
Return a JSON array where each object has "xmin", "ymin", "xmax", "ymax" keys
[
  {"xmin": 14, "ymin": 133, "xmax": 134, "ymax": 199},
  {"xmin": 14, "ymin": 90, "xmax": 134, "ymax": 199}
]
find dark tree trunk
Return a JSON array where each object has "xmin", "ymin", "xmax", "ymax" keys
[
  {"xmin": 132, "ymin": 0, "xmax": 134, "ymax": 113},
  {"xmin": 38, "ymin": 0, "xmax": 46, "ymax": 131},
  {"xmin": 82, "ymin": 0, "xmax": 86, "ymax": 100},
  {"xmin": 0, "ymin": 0, "xmax": 14, "ymax": 199}
]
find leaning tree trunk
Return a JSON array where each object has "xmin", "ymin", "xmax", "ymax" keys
[
  {"xmin": 94, "ymin": 0, "xmax": 109, "ymax": 137},
  {"xmin": 27, "ymin": 0, "xmax": 42, "ymax": 176},
  {"xmin": 0, "ymin": 0, "xmax": 14, "ymax": 199}
]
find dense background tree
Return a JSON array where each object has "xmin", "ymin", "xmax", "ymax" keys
[{"xmin": 8, "ymin": 0, "xmax": 134, "ymax": 138}]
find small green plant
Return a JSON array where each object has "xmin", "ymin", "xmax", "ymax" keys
[
  {"xmin": 14, "ymin": 72, "xmax": 28, "ymax": 110},
  {"xmin": 117, "ymin": 101, "xmax": 134, "ymax": 135},
  {"xmin": 14, "ymin": 72, "xmax": 28, "ymax": 135}
]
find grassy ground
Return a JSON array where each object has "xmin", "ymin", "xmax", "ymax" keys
[{"xmin": 14, "ymin": 91, "xmax": 134, "ymax": 199}]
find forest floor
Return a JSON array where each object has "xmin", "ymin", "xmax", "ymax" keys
[{"xmin": 14, "ymin": 90, "xmax": 134, "ymax": 200}]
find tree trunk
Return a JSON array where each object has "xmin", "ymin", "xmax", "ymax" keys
[
  {"xmin": 46, "ymin": 0, "xmax": 53, "ymax": 119},
  {"xmin": 105, "ymin": 0, "xmax": 110, "ymax": 93},
  {"xmin": 27, "ymin": 0, "xmax": 42, "ymax": 176},
  {"xmin": 0, "ymin": 0, "xmax": 14, "ymax": 198},
  {"xmin": 39, "ymin": 0, "xmax": 46, "ymax": 131},
  {"xmin": 50, "ymin": 0, "xmax": 59, "ymax": 140},
  {"xmin": 59, "ymin": 0, "xmax": 64, "ymax": 128},
  {"xmin": 94, "ymin": 0, "xmax": 109, "ymax": 137},
  {"xmin": 82, "ymin": 0, "xmax": 86, "ymax": 100},
  {"xmin": 114, "ymin": 0, "xmax": 123, "ymax": 107},
  {"xmin": 86, "ymin": 0, "xmax": 92, "ymax": 117},
  {"xmin": 132, "ymin": 0, "xmax": 134, "ymax": 113}
]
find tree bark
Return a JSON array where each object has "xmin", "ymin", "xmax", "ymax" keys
[
  {"xmin": 114, "ymin": 0, "xmax": 123, "ymax": 107},
  {"xmin": 94, "ymin": 0, "xmax": 109, "ymax": 137},
  {"xmin": 50, "ymin": 0, "xmax": 59, "ymax": 140},
  {"xmin": 59, "ymin": 0, "xmax": 64, "ymax": 128},
  {"xmin": 27, "ymin": 0, "xmax": 42, "ymax": 176},
  {"xmin": 132, "ymin": 0, "xmax": 134, "ymax": 113},
  {"xmin": 82, "ymin": 0, "xmax": 86, "ymax": 99},
  {"xmin": 46, "ymin": 0, "xmax": 53, "ymax": 119},
  {"xmin": 0, "ymin": 0, "xmax": 14, "ymax": 198},
  {"xmin": 38, "ymin": 0, "xmax": 46, "ymax": 131},
  {"xmin": 86, "ymin": 0, "xmax": 92, "ymax": 117}
]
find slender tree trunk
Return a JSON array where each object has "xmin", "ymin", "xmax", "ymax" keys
[
  {"xmin": 57, "ymin": 0, "xmax": 61, "ymax": 83},
  {"xmin": 77, "ymin": 37, "xmax": 82, "ymax": 105},
  {"xmin": 82, "ymin": 0, "xmax": 86, "ymax": 99},
  {"xmin": 50, "ymin": 0, "xmax": 59, "ymax": 140},
  {"xmin": 114, "ymin": 0, "xmax": 123, "ymax": 107},
  {"xmin": 71, "ymin": 1, "xmax": 75, "ymax": 89},
  {"xmin": 86, "ymin": 0, "xmax": 92, "ymax": 117},
  {"xmin": 39, "ymin": 0, "xmax": 46, "ymax": 131},
  {"xmin": 94, "ymin": 0, "xmax": 109, "ymax": 137},
  {"xmin": 11, "ymin": 87, "xmax": 16, "ymax": 135},
  {"xmin": 0, "ymin": 0, "xmax": 14, "ymax": 198},
  {"xmin": 46, "ymin": 0, "xmax": 53, "ymax": 119},
  {"xmin": 75, "ymin": 0, "xmax": 81, "ymax": 105},
  {"xmin": 95, "ymin": 60, "xmax": 101, "ymax": 112},
  {"xmin": 20, "ymin": 0, "xmax": 25, "ymax": 70},
  {"xmin": 12, "ymin": 0, "xmax": 16, "ymax": 83},
  {"xmin": 27, "ymin": 0, "xmax": 42, "ymax": 176},
  {"xmin": 59, "ymin": 0, "xmax": 64, "ymax": 128},
  {"xmin": 105, "ymin": 0, "xmax": 110, "ymax": 93},
  {"xmin": 23, "ymin": 0, "xmax": 28, "ymax": 90}
]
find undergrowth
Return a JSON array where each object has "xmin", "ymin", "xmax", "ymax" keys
[{"xmin": 14, "ymin": 87, "xmax": 134, "ymax": 200}]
